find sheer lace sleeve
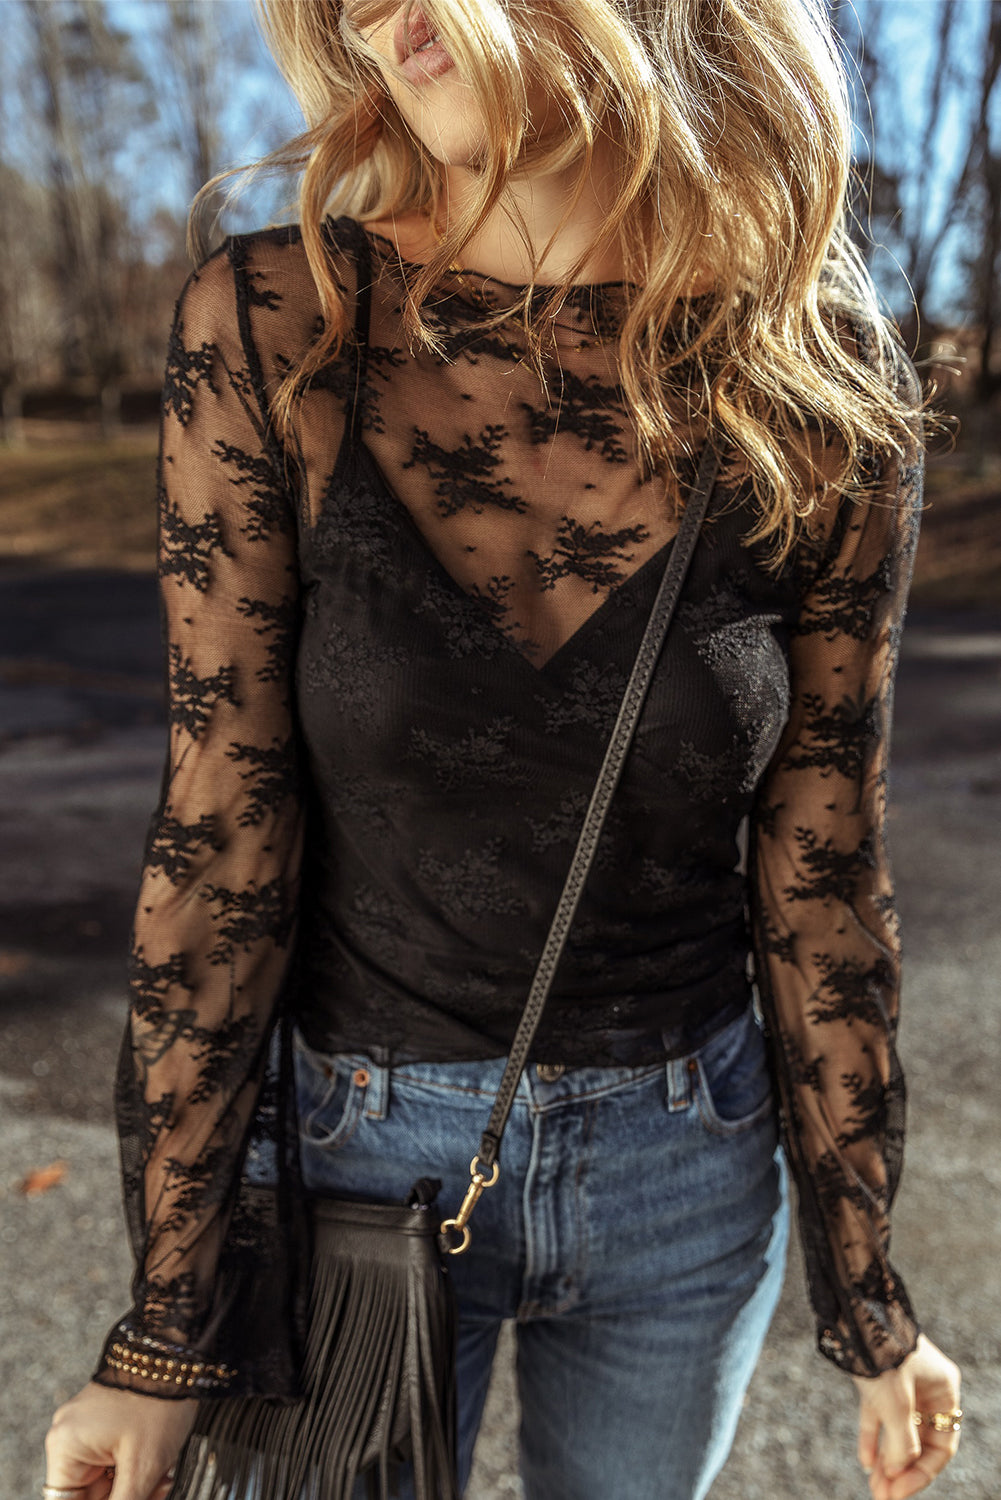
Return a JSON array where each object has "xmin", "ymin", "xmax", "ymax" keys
[
  {"xmin": 748, "ymin": 358, "xmax": 924, "ymax": 1376},
  {"xmin": 92, "ymin": 238, "xmax": 309, "ymax": 1398}
]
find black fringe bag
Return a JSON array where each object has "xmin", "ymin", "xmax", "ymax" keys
[
  {"xmin": 170, "ymin": 1183, "xmax": 457, "ymax": 1500},
  {"xmin": 167, "ymin": 444, "xmax": 719, "ymax": 1500}
]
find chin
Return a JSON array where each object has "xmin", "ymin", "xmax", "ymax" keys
[
  {"xmin": 424, "ymin": 133, "xmax": 490, "ymax": 168},
  {"xmin": 398, "ymin": 105, "xmax": 490, "ymax": 168}
]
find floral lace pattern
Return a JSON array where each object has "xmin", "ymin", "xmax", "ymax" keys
[{"xmin": 94, "ymin": 218, "xmax": 923, "ymax": 1401}]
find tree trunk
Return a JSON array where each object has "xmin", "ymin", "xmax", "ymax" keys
[
  {"xmin": 100, "ymin": 380, "xmax": 123, "ymax": 439},
  {"xmin": 1, "ymin": 384, "xmax": 25, "ymax": 447}
]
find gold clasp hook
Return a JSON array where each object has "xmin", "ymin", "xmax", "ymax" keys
[{"xmin": 440, "ymin": 1155, "xmax": 500, "ymax": 1255}]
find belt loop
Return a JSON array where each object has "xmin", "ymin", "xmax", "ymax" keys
[
  {"xmin": 666, "ymin": 1054, "xmax": 692, "ymax": 1112},
  {"xmin": 362, "ymin": 1057, "xmax": 389, "ymax": 1120}
]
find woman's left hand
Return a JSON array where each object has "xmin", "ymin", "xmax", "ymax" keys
[{"xmin": 853, "ymin": 1334, "xmax": 962, "ymax": 1499}]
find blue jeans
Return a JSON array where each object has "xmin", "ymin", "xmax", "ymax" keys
[{"xmin": 293, "ymin": 1003, "xmax": 789, "ymax": 1500}]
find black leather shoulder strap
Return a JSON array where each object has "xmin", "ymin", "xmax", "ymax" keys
[
  {"xmin": 476, "ymin": 440, "xmax": 721, "ymax": 1168},
  {"xmin": 351, "ymin": 222, "xmax": 375, "ymax": 448}
]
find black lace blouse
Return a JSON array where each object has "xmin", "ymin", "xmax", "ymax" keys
[{"xmin": 94, "ymin": 217, "xmax": 923, "ymax": 1399}]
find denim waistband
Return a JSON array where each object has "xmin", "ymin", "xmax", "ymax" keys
[{"xmin": 292, "ymin": 997, "xmax": 759, "ymax": 1121}]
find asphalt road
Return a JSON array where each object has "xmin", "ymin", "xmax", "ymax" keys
[{"xmin": 0, "ymin": 567, "xmax": 998, "ymax": 1500}]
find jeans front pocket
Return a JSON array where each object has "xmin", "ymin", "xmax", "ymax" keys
[
  {"xmin": 294, "ymin": 1032, "xmax": 366, "ymax": 1150},
  {"xmin": 690, "ymin": 1005, "xmax": 776, "ymax": 1138}
]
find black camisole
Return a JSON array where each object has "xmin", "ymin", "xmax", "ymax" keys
[{"xmin": 293, "ymin": 225, "xmax": 791, "ymax": 1065}]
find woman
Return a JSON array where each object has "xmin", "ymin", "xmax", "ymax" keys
[{"xmin": 45, "ymin": 1, "xmax": 962, "ymax": 1498}]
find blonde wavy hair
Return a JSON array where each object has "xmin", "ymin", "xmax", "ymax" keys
[{"xmin": 192, "ymin": 0, "xmax": 925, "ymax": 566}]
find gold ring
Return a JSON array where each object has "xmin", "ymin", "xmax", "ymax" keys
[{"xmin": 913, "ymin": 1408, "xmax": 963, "ymax": 1433}]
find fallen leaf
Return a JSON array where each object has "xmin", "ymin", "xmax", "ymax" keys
[
  {"xmin": 0, "ymin": 949, "xmax": 32, "ymax": 977},
  {"xmin": 18, "ymin": 1159, "xmax": 68, "ymax": 1196}
]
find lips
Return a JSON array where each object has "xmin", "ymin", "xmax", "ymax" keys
[
  {"xmin": 393, "ymin": 4, "xmax": 455, "ymax": 79},
  {"xmin": 394, "ymin": 5, "xmax": 436, "ymax": 62}
]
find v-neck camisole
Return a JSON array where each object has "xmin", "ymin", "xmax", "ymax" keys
[{"xmin": 292, "ymin": 221, "xmax": 787, "ymax": 1064}]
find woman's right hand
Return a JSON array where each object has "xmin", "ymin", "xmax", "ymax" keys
[{"xmin": 45, "ymin": 1383, "xmax": 198, "ymax": 1500}]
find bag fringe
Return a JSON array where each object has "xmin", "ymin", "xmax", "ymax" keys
[{"xmin": 168, "ymin": 1200, "xmax": 458, "ymax": 1500}]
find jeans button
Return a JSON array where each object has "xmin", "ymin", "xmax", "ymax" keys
[{"xmin": 536, "ymin": 1063, "xmax": 565, "ymax": 1082}]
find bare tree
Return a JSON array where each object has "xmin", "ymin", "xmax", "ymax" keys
[
  {"xmin": 955, "ymin": 5, "xmax": 1001, "ymax": 398},
  {"xmin": 148, "ymin": 0, "xmax": 275, "ymax": 246},
  {"xmin": 22, "ymin": 0, "xmax": 152, "ymax": 421},
  {"xmin": 155, "ymin": 0, "xmax": 226, "ymax": 222},
  {"xmin": 833, "ymin": 0, "xmax": 1000, "ymax": 396},
  {"xmin": 831, "ymin": 0, "xmax": 905, "ymax": 280},
  {"xmin": 0, "ymin": 12, "xmax": 57, "ymax": 441},
  {"xmin": 0, "ymin": 0, "xmax": 307, "ymax": 434},
  {"xmin": 834, "ymin": 1, "xmax": 965, "ymax": 332},
  {"xmin": 0, "ymin": 161, "xmax": 58, "ymax": 443}
]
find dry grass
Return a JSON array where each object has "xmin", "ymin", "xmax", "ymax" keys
[
  {"xmin": 0, "ymin": 429, "xmax": 159, "ymax": 572},
  {"xmin": 0, "ymin": 429, "xmax": 998, "ymax": 608},
  {"xmin": 911, "ymin": 460, "xmax": 1001, "ymax": 610}
]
